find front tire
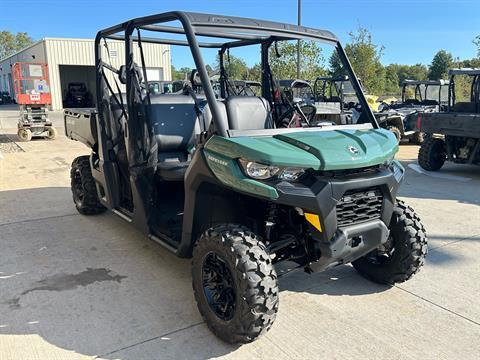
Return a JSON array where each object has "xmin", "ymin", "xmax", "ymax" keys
[
  {"xmin": 46, "ymin": 126, "xmax": 57, "ymax": 140},
  {"xmin": 17, "ymin": 128, "xmax": 32, "ymax": 142},
  {"xmin": 70, "ymin": 156, "xmax": 106, "ymax": 215},
  {"xmin": 411, "ymin": 131, "xmax": 425, "ymax": 145},
  {"xmin": 418, "ymin": 137, "xmax": 446, "ymax": 171},
  {"xmin": 387, "ymin": 126, "xmax": 402, "ymax": 143},
  {"xmin": 352, "ymin": 200, "xmax": 427, "ymax": 284},
  {"xmin": 192, "ymin": 224, "xmax": 279, "ymax": 344}
]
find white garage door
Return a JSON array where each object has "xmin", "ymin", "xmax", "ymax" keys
[{"xmin": 146, "ymin": 68, "xmax": 164, "ymax": 81}]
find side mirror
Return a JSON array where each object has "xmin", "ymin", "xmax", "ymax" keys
[{"xmin": 118, "ymin": 65, "xmax": 127, "ymax": 84}]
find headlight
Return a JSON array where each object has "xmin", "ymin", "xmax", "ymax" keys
[
  {"xmin": 239, "ymin": 159, "xmax": 280, "ymax": 180},
  {"xmin": 239, "ymin": 159, "xmax": 306, "ymax": 181}
]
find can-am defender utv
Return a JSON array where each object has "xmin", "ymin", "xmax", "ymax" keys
[
  {"xmin": 379, "ymin": 80, "xmax": 449, "ymax": 144},
  {"xmin": 65, "ymin": 12, "xmax": 427, "ymax": 344},
  {"xmin": 417, "ymin": 69, "xmax": 480, "ymax": 170}
]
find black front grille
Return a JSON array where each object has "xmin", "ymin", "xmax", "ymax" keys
[
  {"xmin": 336, "ymin": 187, "xmax": 383, "ymax": 227},
  {"xmin": 314, "ymin": 165, "xmax": 380, "ymax": 179}
]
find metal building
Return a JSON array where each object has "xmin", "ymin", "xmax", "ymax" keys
[{"xmin": 0, "ymin": 38, "xmax": 171, "ymax": 110}]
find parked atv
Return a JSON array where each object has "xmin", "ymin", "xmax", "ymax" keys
[
  {"xmin": 64, "ymin": 11, "xmax": 427, "ymax": 344},
  {"xmin": 64, "ymin": 82, "xmax": 92, "ymax": 108},
  {"xmin": 418, "ymin": 69, "xmax": 480, "ymax": 170},
  {"xmin": 379, "ymin": 80, "xmax": 449, "ymax": 144}
]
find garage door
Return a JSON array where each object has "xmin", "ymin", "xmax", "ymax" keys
[
  {"xmin": 146, "ymin": 67, "xmax": 164, "ymax": 81},
  {"xmin": 59, "ymin": 65, "xmax": 96, "ymax": 109}
]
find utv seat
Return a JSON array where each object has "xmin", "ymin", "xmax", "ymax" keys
[
  {"xmin": 453, "ymin": 101, "xmax": 477, "ymax": 113},
  {"xmin": 150, "ymin": 94, "xmax": 204, "ymax": 181},
  {"xmin": 224, "ymin": 96, "xmax": 273, "ymax": 130}
]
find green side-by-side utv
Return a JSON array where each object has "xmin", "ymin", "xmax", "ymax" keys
[{"xmin": 64, "ymin": 12, "xmax": 427, "ymax": 344}]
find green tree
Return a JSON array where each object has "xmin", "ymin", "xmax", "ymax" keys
[
  {"xmin": 221, "ymin": 54, "xmax": 249, "ymax": 80},
  {"xmin": 428, "ymin": 50, "xmax": 453, "ymax": 80},
  {"xmin": 171, "ymin": 66, "xmax": 192, "ymax": 80},
  {"xmin": 330, "ymin": 26, "xmax": 385, "ymax": 95},
  {"xmin": 474, "ymin": 35, "xmax": 480, "ymax": 58},
  {"xmin": 269, "ymin": 40, "xmax": 325, "ymax": 81},
  {"xmin": 0, "ymin": 31, "xmax": 34, "ymax": 60},
  {"xmin": 248, "ymin": 63, "xmax": 262, "ymax": 82},
  {"xmin": 389, "ymin": 64, "xmax": 428, "ymax": 85},
  {"xmin": 384, "ymin": 64, "xmax": 400, "ymax": 94},
  {"xmin": 460, "ymin": 57, "xmax": 480, "ymax": 68}
]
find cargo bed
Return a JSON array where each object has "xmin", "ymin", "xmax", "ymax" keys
[
  {"xmin": 420, "ymin": 112, "xmax": 480, "ymax": 138},
  {"xmin": 64, "ymin": 108, "xmax": 97, "ymax": 147}
]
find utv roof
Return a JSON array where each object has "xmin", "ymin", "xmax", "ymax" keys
[
  {"xmin": 101, "ymin": 11, "xmax": 339, "ymax": 48},
  {"xmin": 278, "ymin": 79, "xmax": 312, "ymax": 88},
  {"xmin": 402, "ymin": 79, "xmax": 449, "ymax": 86},
  {"xmin": 449, "ymin": 68, "xmax": 480, "ymax": 76},
  {"xmin": 230, "ymin": 80, "xmax": 261, "ymax": 86},
  {"xmin": 315, "ymin": 76, "xmax": 349, "ymax": 82}
]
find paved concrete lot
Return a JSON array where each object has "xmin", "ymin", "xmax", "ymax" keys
[{"xmin": 1, "ymin": 109, "xmax": 479, "ymax": 359}]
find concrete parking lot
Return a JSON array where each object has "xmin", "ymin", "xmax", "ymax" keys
[{"xmin": 1, "ymin": 109, "xmax": 479, "ymax": 360}]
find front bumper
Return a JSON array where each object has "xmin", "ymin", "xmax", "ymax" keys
[
  {"xmin": 309, "ymin": 219, "xmax": 389, "ymax": 272},
  {"xmin": 272, "ymin": 163, "xmax": 404, "ymax": 271}
]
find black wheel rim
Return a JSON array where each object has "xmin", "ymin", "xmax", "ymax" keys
[
  {"xmin": 201, "ymin": 252, "xmax": 236, "ymax": 321},
  {"xmin": 73, "ymin": 169, "xmax": 85, "ymax": 206}
]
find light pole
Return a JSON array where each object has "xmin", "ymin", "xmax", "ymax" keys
[{"xmin": 296, "ymin": 0, "xmax": 301, "ymax": 79}]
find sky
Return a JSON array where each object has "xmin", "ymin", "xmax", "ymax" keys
[{"xmin": 1, "ymin": 0, "xmax": 479, "ymax": 69}]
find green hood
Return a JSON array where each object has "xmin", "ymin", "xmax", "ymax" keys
[{"xmin": 205, "ymin": 128, "xmax": 398, "ymax": 171}]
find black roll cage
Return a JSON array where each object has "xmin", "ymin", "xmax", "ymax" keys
[
  {"xmin": 95, "ymin": 11, "xmax": 377, "ymax": 138},
  {"xmin": 313, "ymin": 76, "xmax": 350, "ymax": 101},
  {"xmin": 447, "ymin": 69, "xmax": 480, "ymax": 113},
  {"xmin": 401, "ymin": 80, "xmax": 449, "ymax": 104}
]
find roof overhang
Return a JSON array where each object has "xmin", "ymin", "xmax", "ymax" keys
[
  {"xmin": 449, "ymin": 68, "xmax": 480, "ymax": 76},
  {"xmin": 402, "ymin": 79, "xmax": 449, "ymax": 86},
  {"xmin": 100, "ymin": 11, "xmax": 339, "ymax": 47}
]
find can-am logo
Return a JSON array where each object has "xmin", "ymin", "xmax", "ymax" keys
[{"xmin": 347, "ymin": 145, "xmax": 360, "ymax": 155}]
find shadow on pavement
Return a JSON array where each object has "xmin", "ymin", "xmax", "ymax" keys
[{"xmin": 398, "ymin": 159, "xmax": 480, "ymax": 206}]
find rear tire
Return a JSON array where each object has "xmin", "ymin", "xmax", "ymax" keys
[
  {"xmin": 387, "ymin": 126, "xmax": 402, "ymax": 143},
  {"xmin": 352, "ymin": 200, "xmax": 427, "ymax": 284},
  {"xmin": 418, "ymin": 137, "xmax": 446, "ymax": 171},
  {"xmin": 46, "ymin": 127, "xmax": 57, "ymax": 140},
  {"xmin": 192, "ymin": 224, "xmax": 279, "ymax": 344},
  {"xmin": 17, "ymin": 128, "xmax": 32, "ymax": 142},
  {"xmin": 70, "ymin": 156, "xmax": 106, "ymax": 215}
]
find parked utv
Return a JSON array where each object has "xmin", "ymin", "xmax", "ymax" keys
[
  {"xmin": 379, "ymin": 80, "xmax": 449, "ymax": 144},
  {"xmin": 64, "ymin": 82, "xmax": 93, "ymax": 108},
  {"xmin": 0, "ymin": 91, "xmax": 14, "ymax": 105},
  {"xmin": 64, "ymin": 12, "xmax": 427, "ymax": 344},
  {"xmin": 418, "ymin": 69, "xmax": 480, "ymax": 170}
]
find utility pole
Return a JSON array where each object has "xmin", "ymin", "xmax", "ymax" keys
[{"xmin": 296, "ymin": 0, "xmax": 301, "ymax": 79}]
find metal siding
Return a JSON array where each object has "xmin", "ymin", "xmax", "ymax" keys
[
  {"xmin": 0, "ymin": 41, "xmax": 46, "ymax": 95},
  {"xmin": 44, "ymin": 38, "xmax": 170, "ymax": 110}
]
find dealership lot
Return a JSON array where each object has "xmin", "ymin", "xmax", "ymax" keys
[{"xmin": 1, "ymin": 110, "xmax": 479, "ymax": 360}]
